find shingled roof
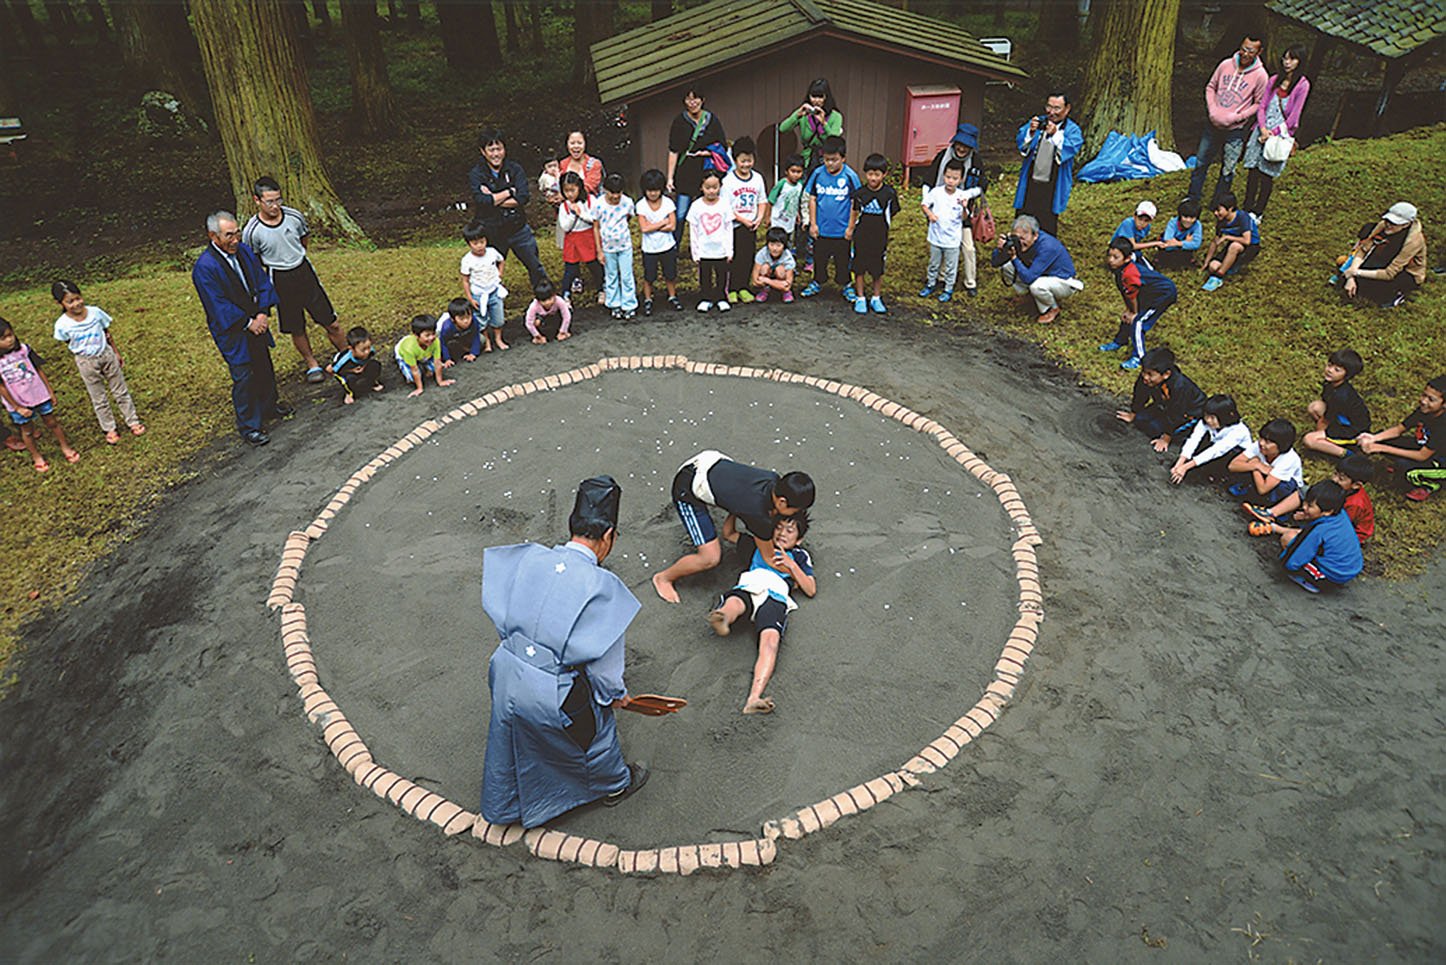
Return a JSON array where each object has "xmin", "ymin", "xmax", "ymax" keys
[
  {"xmin": 591, "ymin": 0, "xmax": 1027, "ymax": 105},
  {"xmin": 1267, "ymin": 0, "xmax": 1446, "ymax": 59}
]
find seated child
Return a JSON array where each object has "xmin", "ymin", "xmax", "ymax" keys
[
  {"xmin": 1171, "ymin": 394, "xmax": 1251, "ymax": 484},
  {"xmin": 1227, "ymin": 418, "xmax": 1304, "ymax": 505},
  {"xmin": 1101, "ymin": 237, "xmax": 1178, "ymax": 370},
  {"xmin": 1142, "ymin": 199, "xmax": 1202, "ymax": 270},
  {"xmin": 436, "ymin": 297, "xmax": 482, "ymax": 363},
  {"xmin": 1115, "ymin": 347, "xmax": 1206, "ymax": 452},
  {"xmin": 1357, "ymin": 373, "xmax": 1445, "ymax": 501},
  {"xmin": 751, "ymin": 227, "xmax": 796, "ymax": 303},
  {"xmin": 1201, "ymin": 192, "xmax": 1259, "ymax": 291},
  {"xmin": 1275, "ymin": 479, "xmax": 1364, "ymax": 594},
  {"xmin": 1246, "ymin": 452, "xmax": 1374, "ymax": 543},
  {"xmin": 525, "ymin": 280, "xmax": 572, "ymax": 344},
  {"xmin": 394, "ymin": 314, "xmax": 454, "ymax": 398},
  {"xmin": 1302, "ymin": 348, "xmax": 1371, "ymax": 458},
  {"xmin": 0, "ymin": 316, "xmax": 79, "ymax": 471},
  {"xmin": 851, "ymin": 153, "xmax": 901, "ymax": 314},
  {"xmin": 706, "ymin": 513, "xmax": 816, "ymax": 715},
  {"xmin": 326, "ymin": 325, "xmax": 383, "ymax": 404},
  {"xmin": 1110, "ymin": 200, "xmax": 1156, "ymax": 252},
  {"xmin": 459, "ymin": 222, "xmax": 508, "ymax": 352}
]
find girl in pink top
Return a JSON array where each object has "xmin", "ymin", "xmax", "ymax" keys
[
  {"xmin": 524, "ymin": 280, "xmax": 573, "ymax": 344},
  {"xmin": 1243, "ymin": 45, "xmax": 1311, "ymax": 218},
  {"xmin": 0, "ymin": 317, "xmax": 79, "ymax": 472}
]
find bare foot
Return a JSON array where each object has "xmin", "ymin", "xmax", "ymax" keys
[
  {"xmin": 742, "ymin": 696, "xmax": 775, "ymax": 715},
  {"xmin": 557, "ymin": 331, "xmax": 571, "ymax": 340},
  {"xmin": 496, "ymin": 338, "xmax": 510, "ymax": 350},
  {"xmin": 129, "ymin": 423, "xmax": 146, "ymax": 435},
  {"xmin": 651, "ymin": 572, "xmax": 680, "ymax": 603},
  {"xmin": 483, "ymin": 342, "xmax": 493, "ymax": 353},
  {"xmin": 707, "ymin": 609, "xmax": 730, "ymax": 636},
  {"xmin": 343, "ymin": 395, "xmax": 355, "ymax": 405}
]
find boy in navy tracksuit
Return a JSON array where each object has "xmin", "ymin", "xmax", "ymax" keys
[
  {"xmin": 1101, "ymin": 237, "xmax": 1178, "ymax": 370},
  {"xmin": 1277, "ymin": 479, "xmax": 1364, "ymax": 593},
  {"xmin": 1115, "ymin": 347, "xmax": 1207, "ymax": 452}
]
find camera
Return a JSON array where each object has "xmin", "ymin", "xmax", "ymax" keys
[{"xmin": 1001, "ymin": 233, "xmax": 1023, "ymax": 255}]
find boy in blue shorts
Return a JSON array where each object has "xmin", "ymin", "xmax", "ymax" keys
[
  {"xmin": 801, "ymin": 136, "xmax": 861, "ymax": 299},
  {"xmin": 395, "ymin": 314, "xmax": 455, "ymax": 398},
  {"xmin": 1276, "ymin": 480, "xmax": 1364, "ymax": 593},
  {"xmin": 708, "ymin": 513, "xmax": 817, "ymax": 714},
  {"xmin": 1201, "ymin": 192, "xmax": 1259, "ymax": 291},
  {"xmin": 1101, "ymin": 237, "xmax": 1178, "ymax": 370}
]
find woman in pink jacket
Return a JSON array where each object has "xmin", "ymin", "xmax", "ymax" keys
[
  {"xmin": 544, "ymin": 131, "xmax": 606, "ymax": 204},
  {"xmin": 1242, "ymin": 45, "xmax": 1310, "ymax": 218}
]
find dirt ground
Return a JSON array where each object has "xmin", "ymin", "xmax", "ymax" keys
[{"xmin": 0, "ymin": 300, "xmax": 1441, "ymax": 961}]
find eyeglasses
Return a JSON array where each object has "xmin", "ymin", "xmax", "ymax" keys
[{"xmin": 259, "ymin": 196, "xmax": 283, "ymax": 206}]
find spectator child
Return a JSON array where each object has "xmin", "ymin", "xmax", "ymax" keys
[
  {"xmin": 437, "ymin": 297, "xmax": 482, "ymax": 363},
  {"xmin": 918, "ymin": 158, "xmax": 969, "ymax": 303},
  {"xmin": 525, "ymin": 280, "xmax": 573, "ymax": 344},
  {"xmin": 593, "ymin": 172, "xmax": 639, "ymax": 319},
  {"xmin": 1227, "ymin": 418, "xmax": 1304, "ymax": 505},
  {"xmin": 706, "ymin": 512, "xmax": 817, "ymax": 715},
  {"xmin": 637, "ymin": 169, "xmax": 682, "ymax": 315},
  {"xmin": 801, "ymin": 136, "xmax": 861, "ymax": 298},
  {"xmin": 1302, "ymin": 348, "xmax": 1371, "ymax": 458},
  {"xmin": 326, "ymin": 325, "xmax": 383, "ymax": 404},
  {"xmin": 50, "ymin": 280, "xmax": 144, "ymax": 443},
  {"xmin": 721, "ymin": 136, "xmax": 768, "ymax": 303},
  {"xmin": 395, "ymin": 314, "xmax": 454, "ymax": 398},
  {"xmin": 460, "ymin": 222, "xmax": 509, "ymax": 352},
  {"xmin": 1145, "ymin": 199, "xmax": 1203, "ymax": 270},
  {"xmin": 0, "ymin": 316, "xmax": 79, "ymax": 471},
  {"xmin": 538, "ymin": 157, "xmax": 561, "ymax": 199},
  {"xmin": 556, "ymin": 172, "xmax": 603, "ymax": 304},
  {"xmin": 1275, "ymin": 480, "xmax": 1364, "ymax": 593},
  {"xmin": 768, "ymin": 154, "xmax": 809, "ymax": 269},
  {"xmin": 1201, "ymin": 192, "xmax": 1259, "ymax": 291},
  {"xmin": 851, "ymin": 153, "xmax": 901, "ymax": 314},
  {"xmin": 1111, "ymin": 201, "xmax": 1157, "ymax": 252},
  {"xmin": 751, "ymin": 227, "xmax": 797, "ymax": 302},
  {"xmin": 1357, "ymin": 373, "xmax": 1446, "ymax": 501},
  {"xmin": 1101, "ymin": 237, "xmax": 1178, "ymax": 370},
  {"xmin": 1115, "ymin": 347, "xmax": 1206, "ymax": 452},
  {"xmin": 686, "ymin": 171, "xmax": 734, "ymax": 312},
  {"xmin": 1246, "ymin": 452, "xmax": 1375, "ymax": 543},
  {"xmin": 1171, "ymin": 394, "xmax": 1251, "ymax": 484}
]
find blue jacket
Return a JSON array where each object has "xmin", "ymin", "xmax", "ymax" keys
[
  {"xmin": 192, "ymin": 243, "xmax": 277, "ymax": 365},
  {"xmin": 468, "ymin": 157, "xmax": 532, "ymax": 235},
  {"xmin": 1013, "ymin": 117, "xmax": 1083, "ymax": 215},
  {"xmin": 1280, "ymin": 512, "xmax": 1364, "ymax": 584},
  {"xmin": 1012, "ymin": 231, "xmax": 1077, "ymax": 284}
]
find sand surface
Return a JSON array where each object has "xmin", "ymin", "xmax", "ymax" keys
[{"xmin": 1, "ymin": 304, "xmax": 1441, "ymax": 960}]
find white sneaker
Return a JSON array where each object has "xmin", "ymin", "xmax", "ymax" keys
[
  {"xmin": 716, "ymin": 300, "xmax": 731, "ymax": 312},
  {"xmin": 696, "ymin": 300, "xmax": 712, "ymax": 313}
]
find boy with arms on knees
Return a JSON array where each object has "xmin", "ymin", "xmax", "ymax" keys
[
  {"xmin": 918, "ymin": 158, "xmax": 969, "ymax": 303},
  {"xmin": 1302, "ymin": 348, "xmax": 1371, "ymax": 458},
  {"xmin": 1227, "ymin": 418, "xmax": 1304, "ymax": 505},
  {"xmin": 593, "ymin": 173, "xmax": 639, "ymax": 320},
  {"xmin": 525, "ymin": 280, "xmax": 573, "ymax": 344},
  {"xmin": 708, "ymin": 513, "xmax": 817, "ymax": 715},
  {"xmin": 1101, "ymin": 237, "xmax": 1178, "ymax": 370},
  {"xmin": 637, "ymin": 169, "xmax": 683, "ymax": 315},
  {"xmin": 721, "ymin": 137, "xmax": 768, "ymax": 303},
  {"xmin": 395, "ymin": 314, "xmax": 455, "ymax": 398},
  {"xmin": 1115, "ymin": 347, "xmax": 1206, "ymax": 452},
  {"xmin": 768, "ymin": 154, "xmax": 809, "ymax": 270},
  {"xmin": 1358, "ymin": 373, "xmax": 1446, "ymax": 501},
  {"xmin": 1201, "ymin": 192, "xmax": 1259, "ymax": 291},
  {"xmin": 1275, "ymin": 480, "xmax": 1364, "ymax": 593},
  {"xmin": 851, "ymin": 153, "xmax": 901, "ymax": 314},
  {"xmin": 437, "ymin": 297, "xmax": 482, "ymax": 364},
  {"xmin": 459, "ymin": 222, "xmax": 509, "ymax": 352},
  {"xmin": 801, "ymin": 136, "xmax": 861, "ymax": 299},
  {"xmin": 751, "ymin": 227, "xmax": 796, "ymax": 302},
  {"xmin": 326, "ymin": 325, "xmax": 384, "ymax": 404},
  {"xmin": 1246, "ymin": 453, "xmax": 1375, "ymax": 543}
]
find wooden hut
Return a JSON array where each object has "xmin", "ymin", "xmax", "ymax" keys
[{"xmin": 590, "ymin": 0, "xmax": 1027, "ymax": 179}]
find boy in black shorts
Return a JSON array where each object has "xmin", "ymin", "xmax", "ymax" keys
[
  {"xmin": 852, "ymin": 153, "xmax": 901, "ymax": 315},
  {"xmin": 708, "ymin": 513, "xmax": 816, "ymax": 714}
]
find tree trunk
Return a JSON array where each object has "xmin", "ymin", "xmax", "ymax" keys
[
  {"xmin": 651, "ymin": 0, "xmax": 670, "ymax": 20},
  {"xmin": 43, "ymin": 1, "xmax": 78, "ymax": 37},
  {"xmin": 436, "ymin": 0, "xmax": 500, "ymax": 69},
  {"xmin": 112, "ymin": 0, "xmax": 212, "ymax": 119},
  {"xmin": 1079, "ymin": 0, "xmax": 1180, "ymax": 156},
  {"xmin": 572, "ymin": 0, "xmax": 610, "ymax": 85},
  {"xmin": 6, "ymin": 0, "xmax": 48, "ymax": 51},
  {"xmin": 83, "ymin": 0, "xmax": 109, "ymax": 38},
  {"xmin": 503, "ymin": 0, "xmax": 520, "ymax": 53},
  {"xmin": 191, "ymin": 0, "xmax": 364, "ymax": 239},
  {"xmin": 341, "ymin": 0, "xmax": 395, "ymax": 136},
  {"xmin": 1034, "ymin": 0, "xmax": 1078, "ymax": 51},
  {"xmin": 528, "ymin": 0, "xmax": 542, "ymax": 52},
  {"xmin": 309, "ymin": 0, "xmax": 331, "ymax": 30},
  {"xmin": 402, "ymin": 0, "xmax": 420, "ymax": 30}
]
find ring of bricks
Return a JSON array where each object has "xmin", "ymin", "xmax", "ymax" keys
[{"xmin": 268, "ymin": 354, "xmax": 1044, "ymax": 876}]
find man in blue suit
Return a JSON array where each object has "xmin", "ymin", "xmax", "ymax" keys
[{"xmin": 192, "ymin": 210, "xmax": 291, "ymax": 446}]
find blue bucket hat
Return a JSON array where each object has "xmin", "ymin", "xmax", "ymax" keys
[{"xmin": 951, "ymin": 123, "xmax": 979, "ymax": 150}]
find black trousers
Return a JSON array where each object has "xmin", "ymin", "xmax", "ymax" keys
[
  {"xmin": 813, "ymin": 236, "xmax": 851, "ymax": 286},
  {"xmin": 728, "ymin": 224, "xmax": 757, "ymax": 292}
]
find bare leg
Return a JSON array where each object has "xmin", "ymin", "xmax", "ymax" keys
[
  {"xmin": 291, "ymin": 332, "xmax": 321, "ymax": 370},
  {"xmin": 652, "ymin": 539, "xmax": 722, "ymax": 603},
  {"xmin": 44, "ymin": 413, "xmax": 79, "ymax": 461},
  {"xmin": 1302, "ymin": 429, "xmax": 1348, "ymax": 459},
  {"xmin": 708, "ymin": 596, "xmax": 746, "ymax": 636},
  {"xmin": 20, "ymin": 425, "xmax": 46, "ymax": 470},
  {"xmin": 743, "ymin": 629, "xmax": 780, "ymax": 714},
  {"xmin": 321, "ymin": 321, "xmax": 348, "ymax": 353}
]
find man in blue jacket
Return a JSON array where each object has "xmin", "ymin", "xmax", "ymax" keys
[
  {"xmin": 1013, "ymin": 91, "xmax": 1083, "ymax": 237},
  {"xmin": 468, "ymin": 128, "xmax": 549, "ymax": 288},
  {"xmin": 192, "ymin": 211, "xmax": 290, "ymax": 446},
  {"xmin": 990, "ymin": 214, "xmax": 1084, "ymax": 324}
]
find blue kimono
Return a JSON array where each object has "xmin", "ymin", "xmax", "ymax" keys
[
  {"xmin": 480, "ymin": 540, "xmax": 640, "ymax": 828},
  {"xmin": 1013, "ymin": 118, "xmax": 1083, "ymax": 216}
]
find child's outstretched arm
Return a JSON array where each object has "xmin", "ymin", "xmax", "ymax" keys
[{"xmin": 407, "ymin": 364, "xmax": 425, "ymax": 397}]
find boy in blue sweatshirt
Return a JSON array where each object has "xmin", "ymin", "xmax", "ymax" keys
[
  {"xmin": 1277, "ymin": 479, "xmax": 1364, "ymax": 593},
  {"xmin": 1142, "ymin": 199, "xmax": 1203, "ymax": 271}
]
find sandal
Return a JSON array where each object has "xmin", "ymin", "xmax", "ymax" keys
[
  {"xmin": 64, "ymin": 449, "xmax": 81, "ymax": 464},
  {"xmin": 1242, "ymin": 503, "xmax": 1275, "ymax": 523},
  {"xmin": 105, "ymin": 431, "xmax": 121, "ymax": 445},
  {"xmin": 33, "ymin": 458, "xmax": 50, "ymax": 473},
  {"xmin": 305, "ymin": 367, "xmax": 325, "ymax": 384},
  {"xmin": 130, "ymin": 423, "xmax": 146, "ymax": 436},
  {"xmin": 1405, "ymin": 487, "xmax": 1432, "ymax": 502},
  {"xmin": 1248, "ymin": 521, "xmax": 1274, "ymax": 537}
]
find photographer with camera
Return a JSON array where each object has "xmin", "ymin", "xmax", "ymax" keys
[
  {"xmin": 990, "ymin": 214, "xmax": 1083, "ymax": 325},
  {"xmin": 780, "ymin": 78, "xmax": 844, "ymax": 172},
  {"xmin": 1013, "ymin": 92, "xmax": 1083, "ymax": 237}
]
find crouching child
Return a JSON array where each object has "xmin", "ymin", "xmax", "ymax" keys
[
  {"xmin": 1276, "ymin": 479, "xmax": 1364, "ymax": 593},
  {"xmin": 326, "ymin": 325, "xmax": 384, "ymax": 404}
]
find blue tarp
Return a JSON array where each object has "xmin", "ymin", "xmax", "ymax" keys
[{"xmin": 1077, "ymin": 130, "xmax": 1196, "ymax": 184}]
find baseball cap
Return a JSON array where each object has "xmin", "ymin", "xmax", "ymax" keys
[
  {"xmin": 1135, "ymin": 201, "xmax": 1158, "ymax": 219},
  {"xmin": 1382, "ymin": 202, "xmax": 1417, "ymax": 225}
]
